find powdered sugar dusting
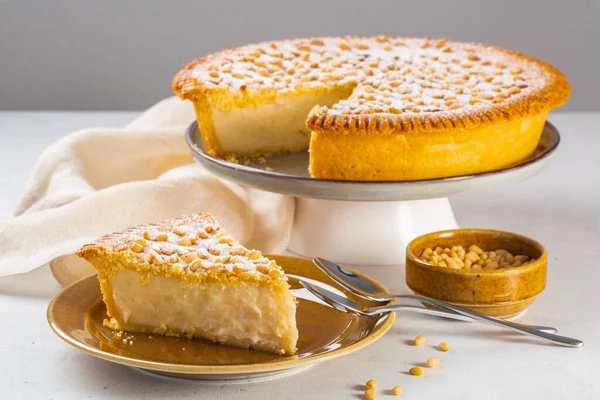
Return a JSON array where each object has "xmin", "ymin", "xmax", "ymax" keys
[
  {"xmin": 189, "ymin": 36, "xmax": 543, "ymax": 115},
  {"xmin": 91, "ymin": 213, "xmax": 283, "ymax": 280}
]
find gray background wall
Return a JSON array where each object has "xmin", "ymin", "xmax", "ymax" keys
[{"xmin": 1, "ymin": 0, "xmax": 598, "ymax": 111}]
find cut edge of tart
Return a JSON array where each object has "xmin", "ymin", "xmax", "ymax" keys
[
  {"xmin": 76, "ymin": 213, "xmax": 299, "ymax": 356},
  {"xmin": 173, "ymin": 36, "xmax": 570, "ymax": 180}
]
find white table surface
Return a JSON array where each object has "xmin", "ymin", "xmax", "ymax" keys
[{"xmin": 0, "ymin": 111, "xmax": 598, "ymax": 399}]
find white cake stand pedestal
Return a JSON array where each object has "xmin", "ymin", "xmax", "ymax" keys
[
  {"xmin": 187, "ymin": 122, "xmax": 560, "ymax": 266},
  {"xmin": 288, "ymin": 197, "xmax": 457, "ymax": 266}
]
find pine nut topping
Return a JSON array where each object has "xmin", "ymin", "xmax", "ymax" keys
[
  {"xmin": 175, "ymin": 37, "xmax": 550, "ymax": 122},
  {"xmin": 181, "ymin": 251, "xmax": 198, "ymax": 264},
  {"xmin": 131, "ymin": 243, "xmax": 144, "ymax": 253},
  {"xmin": 177, "ymin": 238, "xmax": 192, "ymax": 246},
  {"xmin": 80, "ymin": 214, "xmax": 287, "ymax": 285}
]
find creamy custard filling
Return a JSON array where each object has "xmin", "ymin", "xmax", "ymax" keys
[
  {"xmin": 206, "ymin": 90, "xmax": 351, "ymax": 156},
  {"xmin": 107, "ymin": 270, "xmax": 298, "ymax": 354}
]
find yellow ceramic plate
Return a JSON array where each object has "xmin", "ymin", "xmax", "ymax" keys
[{"xmin": 47, "ymin": 254, "xmax": 395, "ymax": 382}]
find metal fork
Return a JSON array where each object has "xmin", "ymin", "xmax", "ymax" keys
[
  {"xmin": 297, "ymin": 279, "xmax": 557, "ymax": 331},
  {"xmin": 309, "ymin": 258, "xmax": 583, "ymax": 348}
]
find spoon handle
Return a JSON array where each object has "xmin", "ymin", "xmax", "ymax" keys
[
  {"xmin": 389, "ymin": 295, "xmax": 583, "ymax": 348},
  {"xmin": 385, "ymin": 304, "xmax": 557, "ymax": 333}
]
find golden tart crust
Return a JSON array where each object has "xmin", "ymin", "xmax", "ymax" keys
[{"xmin": 173, "ymin": 36, "xmax": 569, "ymax": 135}]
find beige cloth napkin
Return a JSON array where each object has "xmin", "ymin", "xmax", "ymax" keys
[{"xmin": 0, "ymin": 97, "xmax": 295, "ymax": 285}]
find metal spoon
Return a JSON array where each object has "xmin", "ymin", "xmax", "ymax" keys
[
  {"xmin": 300, "ymin": 280, "xmax": 582, "ymax": 348},
  {"xmin": 312, "ymin": 257, "xmax": 558, "ymax": 332},
  {"xmin": 311, "ymin": 258, "xmax": 583, "ymax": 348}
]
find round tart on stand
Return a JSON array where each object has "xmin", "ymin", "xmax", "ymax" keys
[{"xmin": 174, "ymin": 36, "xmax": 569, "ymax": 265}]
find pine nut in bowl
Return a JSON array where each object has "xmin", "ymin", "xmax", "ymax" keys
[{"xmin": 405, "ymin": 229, "xmax": 547, "ymax": 319}]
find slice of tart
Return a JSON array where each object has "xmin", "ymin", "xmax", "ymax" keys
[
  {"xmin": 173, "ymin": 36, "xmax": 570, "ymax": 181},
  {"xmin": 76, "ymin": 213, "xmax": 298, "ymax": 355}
]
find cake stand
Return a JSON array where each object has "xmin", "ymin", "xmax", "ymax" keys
[{"xmin": 186, "ymin": 122, "xmax": 560, "ymax": 266}]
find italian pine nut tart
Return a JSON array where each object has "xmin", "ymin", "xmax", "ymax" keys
[
  {"xmin": 76, "ymin": 213, "xmax": 299, "ymax": 355},
  {"xmin": 173, "ymin": 36, "xmax": 570, "ymax": 181}
]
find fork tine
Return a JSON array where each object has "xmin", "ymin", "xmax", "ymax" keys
[
  {"xmin": 299, "ymin": 280, "xmax": 368, "ymax": 315},
  {"xmin": 299, "ymin": 281, "xmax": 343, "ymax": 311}
]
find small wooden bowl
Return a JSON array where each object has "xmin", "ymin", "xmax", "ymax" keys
[{"xmin": 405, "ymin": 229, "xmax": 547, "ymax": 319}]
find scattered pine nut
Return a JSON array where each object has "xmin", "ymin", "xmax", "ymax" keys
[
  {"xmin": 366, "ymin": 379, "xmax": 377, "ymax": 390},
  {"xmin": 439, "ymin": 341, "xmax": 450, "ymax": 352},
  {"xmin": 426, "ymin": 357, "xmax": 440, "ymax": 368},
  {"xmin": 365, "ymin": 389, "xmax": 377, "ymax": 400},
  {"xmin": 392, "ymin": 386, "xmax": 403, "ymax": 396},
  {"xmin": 413, "ymin": 335, "xmax": 426, "ymax": 346},
  {"xmin": 409, "ymin": 366, "xmax": 425, "ymax": 376}
]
